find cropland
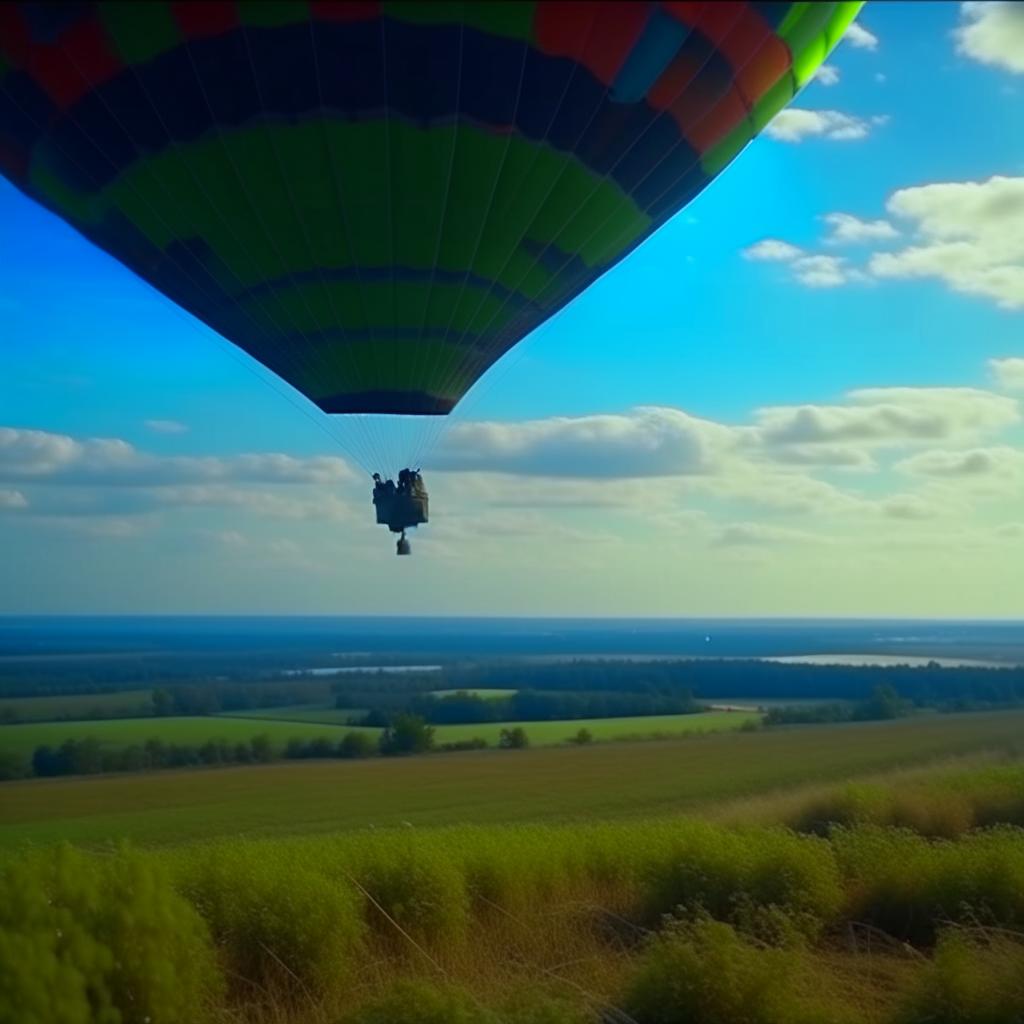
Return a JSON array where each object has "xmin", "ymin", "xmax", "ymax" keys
[
  {"xmin": 3, "ymin": 710, "xmax": 1022, "ymax": 849},
  {"xmin": 0, "ymin": 709, "xmax": 758, "ymax": 760}
]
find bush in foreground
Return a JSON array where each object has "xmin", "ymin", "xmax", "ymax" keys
[
  {"xmin": 0, "ymin": 845, "xmax": 220, "ymax": 1024},
  {"xmin": 622, "ymin": 918, "xmax": 845, "ymax": 1024},
  {"xmin": 897, "ymin": 928, "xmax": 1024, "ymax": 1023},
  {"xmin": 173, "ymin": 843, "xmax": 364, "ymax": 1000}
]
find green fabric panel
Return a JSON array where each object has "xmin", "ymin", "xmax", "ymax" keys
[
  {"xmin": 48, "ymin": 117, "xmax": 644, "ymax": 297},
  {"xmin": 825, "ymin": 3, "xmax": 866, "ymax": 49},
  {"xmin": 701, "ymin": 117, "xmax": 756, "ymax": 178},
  {"xmin": 296, "ymin": 340, "xmax": 472, "ymax": 398},
  {"xmin": 384, "ymin": 2, "xmax": 535, "ymax": 40},
  {"xmin": 777, "ymin": 3, "xmax": 812, "ymax": 38},
  {"xmin": 30, "ymin": 152, "xmax": 96, "ymax": 224},
  {"xmin": 238, "ymin": 2, "xmax": 311, "ymax": 28},
  {"xmin": 781, "ymin": 3, "xmax": 836, "ymax": 74},
  {"xmin": 751, "ymin": 74, "xmax": 796, "ymax": 134},
  {"xmin": 245, "ymin": 280, "xmax": 516, "ymax": 336},
  {"xmin": 100, "ymin": 2, "xmax": 181, "ymax": 65}
]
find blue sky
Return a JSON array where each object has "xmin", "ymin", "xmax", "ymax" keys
[{"xmin": 1, "ymin": 2, "xmax": 1022, "ymax": 615}]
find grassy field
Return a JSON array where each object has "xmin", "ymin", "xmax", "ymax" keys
[
  {"xmin": 430, "ymin": 687, "xmax": 518, "ymax": 698},
  {"xmin": 215, "ymin": 703, "xmax": 366, "ymax": 725},
  {"xmin": 0, "ymin": 688, "xmax": 153, "ymax": 722},
  {"xmin": 0, "ymin": 709, "xmax": 757, "ymax": 759},
  {"xmin": 2, "ymin": 710, "xmax": 1022, "ymax": 850}
]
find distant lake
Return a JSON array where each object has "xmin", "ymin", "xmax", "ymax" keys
[
  {"xmin": 764, "ymin": 654, "xmax": 1014, "ymax": 668},
  {"xmin": 283, "ymin": 664, "xmax": 442, "ymax": 677}
]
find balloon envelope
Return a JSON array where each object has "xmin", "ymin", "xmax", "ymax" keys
[{"xmin": 0, "ymin": 1, "xmax": 860, "ymax": 419}]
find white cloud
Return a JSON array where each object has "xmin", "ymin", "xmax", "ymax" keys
[
  {"xmin": 845, "ymin": 22, "xmax": 880, "ymax": 50},
  {"xmin": 955, "ymin": 2, "xmax": 1024, "ymax": 74},
  {"xmin": 765, "ymin": 108, "xmax": 875, "ymax": 142},
  {"xmin": 824, "ymin": 212, "xmax": 899, "ymax": 245},
  {"xmin": 713, "ymin": 522, "xmax": 825, "ymax": 547},
  {"xmin": 990, "ymin": 357, "xmax": 1024, "ymax": 392},
  {"xmin": 743, "ymin": 239, "xmax": 804, "ymax": 262},
  {"xmin": 815, "ymin": 64, "xmax": 841, "ymax": 86},
  {"xmin": 434, "ymin": 407, "xmax": 734, "ymax": 478},
  {"xmin": 0, "ymin": 489, "xmax": 27, "ymax": 509},
  {"xmin": 0, "ymin": 427, "xmax": 357, "ymax": 486},
  {"xmin": 871, "ymin": 176, "xmax": 1024, "ymax": 310},
  {"xmin": 144, "ymin": 419, "xmax": 188, "ymax": 435},
  {"xmin": 896, "ymin": 446, "xmax": 1024, "ymax": 478},
  {"xmin": 881, "ymin": 495, "xmax": 937, "ymax": 520},
  {"xmin": 755, "ymin": 388, "xmax": 1020, "ymax": 448},
  {"xmin": 791, "ymin": 254, "xmax": 851, "ymax": 288}
]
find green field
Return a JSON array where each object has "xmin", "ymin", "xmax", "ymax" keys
[
  {"xmin": 0, "ymin": 709, "xmax": 757, "ymax": 759},
  {"xmin": 0, "ymin": 688, "xmax": 154, "ymax": 723},
  {"xmin": 216, "ymin": 703, "xmax": 366, "ymax": 725},
  {"xmin": 3, "ymin": 710, "xmax": 1022, "ymax": 850},
  {"xmin": 430, "ymin": 687, "xmax": 518, "ymax": 698}
]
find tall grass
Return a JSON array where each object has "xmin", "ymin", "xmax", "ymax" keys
[
  {"xmin": 0, "ymin": 845, "xmax": 220, "ymax": 1024},
  {"xmin": 6, "ymin": 757, "xmax": 1024, "ymax": 1023}
]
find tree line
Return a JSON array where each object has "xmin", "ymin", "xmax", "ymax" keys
[{"xmin": 0, "ymin": 715, "xmax": 527, "ymax": 781}]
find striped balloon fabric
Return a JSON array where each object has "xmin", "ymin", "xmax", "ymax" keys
[{"xmin": 0, "ymin": 2, "xmax": 860, "ymax": 417}]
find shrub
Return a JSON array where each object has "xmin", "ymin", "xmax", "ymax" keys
[
  {"xmin": 174, "ymin": 844, "xmax": 363, "ymax": 1000},
  {"xmin": 833, "ymin": 825, "xmax": 1024, "ymax": 943},
  {"xmin": 0, "ymin": 845, "xmax": 221, "ymax": 1024},
  {"xmin": 338, "ymin": 731, "xmax": 376, "ymax": 758},
  {"xmin": 897, "ymin": 928, "xmax": 1024, "ymax": 1023},
  {"xmin": 345, "ymin": 980, "xmax": 499, "ymax": 1024},
  {"xmin": 641, "ymin": 823, "xmax": 841, "ymax": 935},
  {"xmin": 570, "ymin": 728, "xmax": 594, "ymax": 745},
  {"xmin": 380, "ymin": 714, "xmax": 435, "ymax": 755},
  {"xmin": 499, "ymin": 726, "xmax": 529, "ymax": 749},
  {"xmin": 622, "ymin": 918, "xmax": 841, "ymax": 1024},
  {"xmin": 348, "ymin": 840, "xmax": 470, "ymax": 945}
]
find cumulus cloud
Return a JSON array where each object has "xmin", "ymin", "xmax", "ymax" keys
[
  {"xmin": 823, "ymin": 212, "xmax": 899, "ymax": 245},
  {"xmin": 990, "ymin": 357, "xmax": 1024, "ymax": 392},
  {"xmin": 713, "ymin": 522, "xmax": 825, "ymax": 546},
  {"xmin": 434, "ymin": 407, "xmax": 733, "ymax": 478},
  {"xmin": 743, "ymin": 241, "xmax": 859, "ymax": 288},
  {"xmin": 870, "ymin": 176, "xmax": 1024, "ymax": 310},
  {"xmin": 0, "ymin": 489, "xmax": 27, "ymax": 509},
  {"xmin": 955, "ymin": 2, "xmax": 1024, "ymax": 74},
  {"xmin": 743, "ymin": 239, "xmax": 804, "ymax": 262},
  {"xmin": 881, "ymin": 495, "xmax": 937, "ymax": 520},
  {"xmin": 790, "ymin": 254, "xmax": 851, "ymax": 287},
  {"xmin": 844, "ymin": 22, "xmax": 880, "ymax": 50},
  {"xmin": 764, "ymin": 108, "xmax": 875, "ymax": 142},
  {"xmin": 896, "ymin": 446, "xmax": 1024, "ymax": 478},
  {"xmin": 0, "ymin": 427, "xmax": 356, "ymax": 486},
  {"xmin": 144, "ymin": 419, "xmax": 188, "ymax": 435},
  {"xmin": 815, "ymin": 64, "xmax": 841, "ymax": 86},
  {"xmin": 755, "ymin": 388, "xmax": 1020, "ymax": 449}
]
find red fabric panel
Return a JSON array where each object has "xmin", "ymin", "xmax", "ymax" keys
[
  {"xmin": 534, "ymin": 2, "xmax": 653, "ymax": 84},
  {"xmin": 685, "ymin": 86, "xmax": 747, "ymax": 151},
  {"xmin": 0, "ymin": 6, "xmax": 32, "ymax": 68},
  {"xmin": 29, "ymin": 16, "xmax": 122, "ymax": 109},
  {"xmin": 172, "ymin": 2, "xmax": 239, "ymax": 39},
  {"xmin": 310, "ymin": 1, "xmax": 380, "ymax": 22},
  {"xmin": 698, "ymin": 4, "xmax": 788, "ymax": 104}
]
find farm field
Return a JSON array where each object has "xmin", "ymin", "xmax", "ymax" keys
[
  {"xmin": 0, "ymin": 708, "xmax": 758, "ymax": 758},
  {"xmin": 215, "ymin": 703, "xmax": 366, "ymax": 724},
  {"xmin": 0, "ymin": 688, "xmax": 153, "ymax": 722},
  {"xmin": 430, "ymin": 687, "xmax": 518, "ymax": 698},
  {"xmin": 3, "ymin": 709, "xmax": 1023, "ymax": 850}
]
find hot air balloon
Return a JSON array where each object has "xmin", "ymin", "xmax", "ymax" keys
[{"xmin": 0, "ymin": 1, "xmax": 861, "ymax": 553}]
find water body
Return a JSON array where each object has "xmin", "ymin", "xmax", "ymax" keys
[
  {"xmin": 764, "ymin": 654, "xmax": 1014, "ymax": 668},
  {"xmin": 284, "ymin": 665, "xmax": 442, "ymax": 676},
  {"xmin": 1, "ymin": 617, "xmax": 1022, "ymax": 663}
]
